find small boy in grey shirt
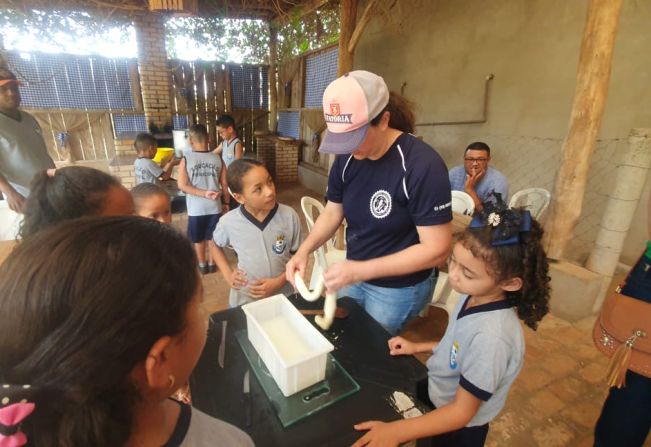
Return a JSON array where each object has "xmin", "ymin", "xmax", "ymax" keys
[
  {"xmin": 210, "ymin": 158, "xmax": 302, "ymax": 307},
  {"xmin": 133, "ymin": 133, "xmax": 178, "ymax": 185}
]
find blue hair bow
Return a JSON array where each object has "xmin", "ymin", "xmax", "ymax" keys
[{"xmin": 469, "ymin": 192, "xmax": 532, "ymax": 246}]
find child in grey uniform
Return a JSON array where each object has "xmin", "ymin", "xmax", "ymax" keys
[
  {"xmin": 133, "ymin": 133, "xmax": 178, "ymax": 185},
  {"xmin": 178, "ymin": 124, "xmax": 229, "ymax": 274},
  {"xmin": 210, "ymin": 158, "xmax": 302, "ymax": 307},
  {"xmin": 353, "ymin": 193, "xmax": 551, "ymax": 447}
]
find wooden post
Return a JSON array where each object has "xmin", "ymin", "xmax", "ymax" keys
[
  {"xmin": 0, "ymin": 34, "xmax": 7, "ymax": 70},
  {"xmin": 544, "ymin": 0, "xmax": 624, "ymax": 259},
  {"xmin": 337, "ymin": 0, "xmax": 357, "ymax": 76},
  {"xmin": 269, "ymin": 23, "xmax": 278, "ymax": 132}
]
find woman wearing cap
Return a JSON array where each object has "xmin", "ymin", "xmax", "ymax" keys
[{"xmin": 286, "ymin": 70, "xmax": 452, "ymax": 335}]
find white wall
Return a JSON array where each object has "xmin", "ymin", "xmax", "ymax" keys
[{"xmin": 354, "ymin": 0, "xmax": 651, "ymax": 264}]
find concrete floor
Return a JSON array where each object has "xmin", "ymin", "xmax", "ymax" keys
[{"xmin": 190, "ymin": 182, "xmax": 650, "ymax": 447}]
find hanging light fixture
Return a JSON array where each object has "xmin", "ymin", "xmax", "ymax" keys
[{"xmin": 148, "ymin": 0, "xmax": 198, "ymax": 15}]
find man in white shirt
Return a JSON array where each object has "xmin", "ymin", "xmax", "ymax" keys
[{"xmin": 0, "ymin": 68, "xmax": 55, "ymax": 212}]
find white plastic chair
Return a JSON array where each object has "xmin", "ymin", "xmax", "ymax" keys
[
  {"xmin": 508, "ymin": 188, "xmax": 551, "ymax": 220},
  {"xmin": 300, "ymin": 196, "xmax": 347, "ymax": 289},
  {"xmin": 429, "ymin": 271, "xmax": 463, "ymax": 317},
  {"xmin": 0, "ymin": 201, "xmax": 22, "ymax": 241},
  {"xmin": 451, "ymin": 190, "xmax": 475, "ymax": 216}
]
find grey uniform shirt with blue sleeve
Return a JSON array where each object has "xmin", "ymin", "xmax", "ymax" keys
[
  {"xmin": 134, "ymin": 157, "xmax": 164, "ymax": 185},
  {"xmin": 426, "ymin": 295, "xmax": 524, "ymax": 426},
  {"xmin": 183, "ymin": 151, "xmax": 223, "ymax": 217},
  {"xmin": 448, "ymin": 165, "xmax": 509, "ymax": 203},
  {"xmin": 213, "ymin": 203, "xmax": 302, "ymax": 307}
]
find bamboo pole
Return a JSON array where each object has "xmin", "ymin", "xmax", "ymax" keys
[
  {"xmin": 268, "ymin": 23, "xmax": 278, "ymax": 132},
  {"xmin": 337, "ymin": 0, "xmax": 357, "ymax": 76},
  {"xmin": 544, "ymin": 0, "xmax": 624, "ymax": 259}
]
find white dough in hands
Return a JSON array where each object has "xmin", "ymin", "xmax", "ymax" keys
[{"xmin": 294, "ymin": 272, "xmax": 336, "ymax": 330}]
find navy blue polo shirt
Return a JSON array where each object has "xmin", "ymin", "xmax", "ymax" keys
[{"xmin": 327, "ymin": 133, "xmax": 452, "ymax": 288}]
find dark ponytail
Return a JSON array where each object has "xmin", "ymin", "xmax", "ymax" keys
[
  {"xmin": 20, "ymin": 166, "xmax": 121, "ymax": 239},
  {"xmin": 0, "ymin": 216, "xmax": 198, "ymax": 446},
  {"xmin": 370, "ymin": 91, "xmax": 415, "ymax": 134}
]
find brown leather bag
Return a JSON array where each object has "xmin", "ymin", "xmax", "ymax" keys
[{"xmin": 593, "ymin": 274, "xmax": 651, "ymax": 387}]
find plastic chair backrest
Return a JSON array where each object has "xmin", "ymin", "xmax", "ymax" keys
[
  {"xmin": 451, "ymin": 190, "xmax": 475, "ymax": 216},
  {"xmin": 508, "ymin": 188, "xmax": 551, "ymax": 220},
  {"xmin": 300, "ymin": 196, "xmax": 335, "ymax": 251}
]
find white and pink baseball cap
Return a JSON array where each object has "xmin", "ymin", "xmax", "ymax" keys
[{"xmin": 319, "ymin": 70, "xmax": 389, "ymax": 155}]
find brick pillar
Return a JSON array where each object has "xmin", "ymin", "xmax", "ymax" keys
[
  {"xmin": 133, "ymin": 12, "xmax": 172, "ymax": 130},
  {"xmin": 275, "ymin": 139, "xmax": 299, "ymax": 183},
  {"xmin": 256, "ymin": 135, "xmax": 277, "ymax": 179},
  {"xmin": 255, "ymin": 135, "xmax": 298, "ymax": 184}
]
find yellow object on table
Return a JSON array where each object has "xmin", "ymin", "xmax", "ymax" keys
[{"xmin": 153, "ymin": 147, "xmax": 174, "ymax": 164}]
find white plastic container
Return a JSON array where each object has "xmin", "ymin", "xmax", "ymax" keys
[{"xmin": 242, "ymin": 294, "xmax": 334, "ymax": 397}]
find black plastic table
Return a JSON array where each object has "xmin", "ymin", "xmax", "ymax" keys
[{"xmin": 190, "ymin": 295, "xmax": 429, "ymax": 447}]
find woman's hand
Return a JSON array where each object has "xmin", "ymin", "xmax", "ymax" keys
[
  {"xmin": 286, "ymin": 250, "xmax": 310, "ymax": 287},
  {"xmin": 387, "ymin": 336, "xmax": 416, "ymax": 356},
  {"xmin": 352, "ymin": 421, "xmax": 401, "ymax": 447},
  {"xmin": 322, "ymin": 260, "xmax": 362, "ymax": 293}
]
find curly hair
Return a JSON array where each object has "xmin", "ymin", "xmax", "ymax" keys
[{"xmin": 457, "ymin": 217, "xmax": 551, "ymax": 330}]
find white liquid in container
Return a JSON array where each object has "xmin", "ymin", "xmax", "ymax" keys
[{"xmin": 261, "ymin": 316, "xmax": 312, "ymax": 364}]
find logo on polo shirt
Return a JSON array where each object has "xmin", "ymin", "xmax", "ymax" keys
[
  {"xmin": 369, "ymin": 190, "xmax": 392, "ymax": 219},
  {"xmin": 449, "ymin": 341, "xmax": 459, "ymax": 369},
  {"xmin": 272, "ymin": 234, "xmax": 286, "ymax": 255},
  {"xmin": 324, "ymin": 103, "xmax": 352, "ymax": 124}
]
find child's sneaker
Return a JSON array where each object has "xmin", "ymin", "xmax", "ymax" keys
[
  {"xmin": 208, "ymin": 263, "xmax": 217, "ymax": 273},
  {"xmin": 199, "ymin": 264, "xmax": 209, "ymax": 275}
]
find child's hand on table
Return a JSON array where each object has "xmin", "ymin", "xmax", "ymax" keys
[
  {"xmin": 388, "ymin": 336, "xmax": 416, "ymax": 356},
  {"xmin": 352, "ymin": 420, "xmax": 401, "ymax": 447}
]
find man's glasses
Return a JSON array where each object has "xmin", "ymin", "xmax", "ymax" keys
[{"xmin": 464, "ymin": 157, "xmax": 488, "ymax": 163}]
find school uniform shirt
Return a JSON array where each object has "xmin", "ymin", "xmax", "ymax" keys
[
  {"xmin": 222, "ymin": 137, "xmax": 241, "ymax": 167},
  {"xmin": 164, "ymin": 401, "xmax": 254, "ymax": 447},
  {"xmin": 134, "ymin": 157, "xmax": 164, "ymax": 185},
  {"xmin": 184, "ymin": 151, "xmax": 223, "ymax": 217},
  {"xmin": 426, "ymin": 295, "xmax": 525, "ymax": 426},
  {"xmin": 327, "ymin": 132, "xmax": 452, "ymax": 288},
  {"xmin": 213, "ymin": 203, "xmax": 302, "ymax": 307},
  {"xmin": 0, "ymin": 110, "xmax": 55, "ymax": 197}
]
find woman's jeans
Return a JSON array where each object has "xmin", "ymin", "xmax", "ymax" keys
[
  {"xmin": 339, "ymin": 270, "xmax": 437, "ymax": 335},
  {"xmin": 594, "ymin": 255, "xmax": 651, "ymax": 446}
]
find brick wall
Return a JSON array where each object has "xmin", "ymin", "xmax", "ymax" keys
[
  {"xmin": 256, "ymin": 135, "xmax": 277, "ymax": 179},
  {"xmin": 114, "ymin": 138, "xmax": 135, "ymax": 157},
  {"xmin": 275, "ymin": 140, "xmax": 299, "ymax": 183},
  {"xmin": 255, "ymin": 135, "xmax": 299, "ymax": 183},
  {"xmin": 109, "ymin": 164, "xmax": 136, "ymax": 190},
  {"xmin": 133, "ymin": 12, "xmax": 172, "ymax": 129}
]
